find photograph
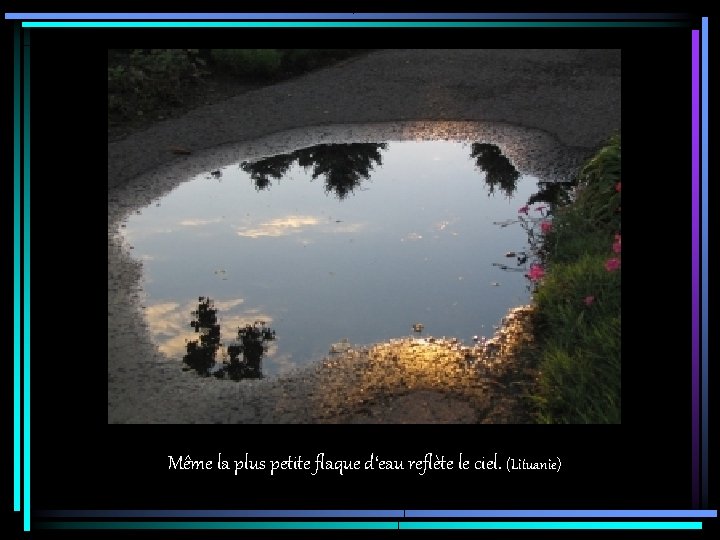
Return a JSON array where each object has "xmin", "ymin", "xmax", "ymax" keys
[{"xmin": 108, "ymin": 48, "xmax": 621, "ymax": 424}]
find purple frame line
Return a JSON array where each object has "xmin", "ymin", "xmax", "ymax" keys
[
  {"xmin": 691, "ymin": 30, "xmax": 700, "ymax": 509},
  {"xmin": 701, "ymin": 16, "xmax": 708, "ymax": 508}
]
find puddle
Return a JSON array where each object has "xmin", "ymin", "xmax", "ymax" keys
[
  {"xmin": 108, "ymin": 121, "xmax": 590, "ymax": 422},
  {"xmin": 116, "ymin": 125, "xmax": 582, "ymax": 377}
]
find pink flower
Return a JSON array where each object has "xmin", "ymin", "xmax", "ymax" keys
[
  {"xmin": 613, "ymin": 233, "xmax": 621, "ymax": 254},
  {"xmin": 584, "ymin": 295, "xmax": 595, "ymax": 306},
  {"xmin": 518, "ymin": 205, "xmax": 529, "ymax": 215},
  {"xmin": 604, "ymin": 257, "xmax": 621, "ymax": 272},
  {"xmin": 540, "ymin": 220, "xmax": 553, "ymax": 234},
  {"xmin": 615, "ymin": 182, "xmax": 621, "ymax": 192},
  {"xmin": 527, "ymin": 263, "xmax": 545, "ymax": 281}
]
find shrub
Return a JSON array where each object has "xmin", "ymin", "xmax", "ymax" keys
[
  {"xmin": 530, "ymin": 136, "xmax": 621, "ymax": 423},
  {"xmin": 210, "ymin": 49, "xmax": 283, "ymax": 78},
  {"xmin": 108, "ymin": 49, "xmax": 208, "ymax": 121}
]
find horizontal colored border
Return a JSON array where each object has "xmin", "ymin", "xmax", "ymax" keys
[
  {"xmin": 406, "ymin": 510, "xmax": 717, "ymax": 518},
  {"xmin": 36, "ymin": 521, "xmax": 703, "ymax": 530},
  {"xmin": 400, "ymin": 522, "xmax": 703, "ymax": 530},
  {"xmin": 5, "ymin": 12, "xmax": 688, "ymax": 20},
  {"xmin": 21, "ymin": 21, "xmax": 685, "ymax": 28},
  {"xmin": 40, "ymin": 522, "xmax": 397, "ymax": 530},
  {"xmin": 39, "ymin": 510, "xmax": 404, "ymax": 518},
  {"xmin": 36, "ymin": 509, "xmax": 717, "ymax": 518}
]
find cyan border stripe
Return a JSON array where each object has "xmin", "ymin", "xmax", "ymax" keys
[
  {"xmin": 5, "ymin": 12, "xmax": 687, "ymax": 20},
  {"xmin": 405, "ymin": 510, "xmax": 717, "ymax": 518},
  {"xmin": 22, "ymin": 28, "xmax": 30, "ymax": 532},
  {"xmin": 700, "ymin": 16, "xmax": 708, "ymax": 508},
  {"xmin": 400, "ymin": 522, "xmax": 702, "ymax": 530},
  {"xmin": 38, "ymin": 509, "xmax": 718, "ymax": 518},
  {"xmin": 21, "ymin": 21, "xmax": 685, "ymax": 28},
  {"xmin": 13, "ymin": 23, "xmax": 21, "ymax": 514},
  {"xmin": 39, "ymin": 521, "xmax": 398, "ymax": 530},
  {"xmin": 691, "ymin": 29, "xmax": 700, "ymax": 509}
]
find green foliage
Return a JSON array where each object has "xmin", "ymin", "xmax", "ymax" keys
[
  {"xmin": 530, "ymin": 136, "xmax": 621, "ymax": 423},
  {"xmin": 108, "ymin": 49, "xmax": 208, "ymax": 121},
  {"xmin": 210, "ymin": 49, "xmax": 283, "ymax": 77},
  {"xmin": 108, "ymin": 49, "xmax": 369, "ymax": 131}
]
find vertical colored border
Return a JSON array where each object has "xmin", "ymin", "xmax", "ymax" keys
[
  {"xmin": 8, "ymin": 14, "xmax": 709, "ymax": 530},
  {"xmin": 22, "ymin": 28, "xmax": 31, "ymax": 532},
  {"xmin": 700, "ymin": 16, "xmax": 708, "ymax": 508},
  {"xmin": 690, "ymin": 29, "xmax": 700, "ymax": 510},
  {"xmin": 13, "ymin": 22, "xmax": 21, "ymax": 515}
]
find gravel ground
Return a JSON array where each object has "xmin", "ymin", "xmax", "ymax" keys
[{"xmin": 107, "ymin": 49, "xmax": 620, "ymax": 424}]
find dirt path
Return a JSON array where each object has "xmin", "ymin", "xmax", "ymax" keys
[
  {"xmin": 108, "ymin": 49, "xmax": 620, "ymax": 424},
  {"xmin": 109, "ymin": 49, "xmax": 619, "ymax": 189}
]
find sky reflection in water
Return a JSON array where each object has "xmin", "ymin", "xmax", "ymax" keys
[{"xmin": 123, "ymin": 140, "xmax": 539, "ymax": 375}]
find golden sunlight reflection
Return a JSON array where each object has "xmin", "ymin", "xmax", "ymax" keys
[{"xmin": 306, "ymin": 305, "xmax": 537, "ymax": 421}]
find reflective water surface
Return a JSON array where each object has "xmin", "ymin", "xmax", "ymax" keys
[{"xmin": 122, "ymin": 140, "xmax": 540, "ymax": 376}]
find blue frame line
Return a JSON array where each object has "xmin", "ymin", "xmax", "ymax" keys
[
  {"xmin": 20, "ymin": 21, "xmax": 685, "ymax": 28},
  {"xmin": 22, "ymin": 28, "xmax": 31, "ymax": 533},
  {"xmin": 700, "ymin": 16, "xmax": 708, "ymax": 509},
  {"xmin": 36, "ymin": 521, "xmax": 704, "ymax": 531},
  {"xmin": 38, "ymin": 510, "xmax": 404, "ymax": 518},
  {"xmin": 13, "ymin": 24, "xmax": 21, "ymax": 514},
  {"xmin": 4, "ymin": 12, "xmax": 687, "ymax": 20},
  {"xmin": 36, "ymin": 509, "xmax": 718, "ymax": 518}
]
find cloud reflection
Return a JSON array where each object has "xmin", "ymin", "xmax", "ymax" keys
[
  {"xmin": 179, "ymin": 217, "xmax": 224, "ymax": 226},
  {"xmin": 236, "ymin": 215, "xmax": 320, "ymax": 238},
  {"xmin": 236, "ymin": 215, "xmax": 365, "ymax": 239}
]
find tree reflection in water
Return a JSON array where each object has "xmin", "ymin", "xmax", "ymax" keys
[
  {"xmin": 240, "ymin": 143, "xmax": 387, "ymax": 199},
  {"xmin": 240, "ymin": 141, "xmax": 577, "ymax": 296},
  {"xmin": 527, "ymin": 180, "xmax": 576, "ymax": 207},
  {"xmin": 182, "ymin": 297, "xmax": 276, "ymax": 381},
  {"xmin": 240, "ymin": 154, "xmax": 295, "ymax": 191},
  {"xmin": 470, "ymin": 143, "xmax": 521, "ymax": 198}
]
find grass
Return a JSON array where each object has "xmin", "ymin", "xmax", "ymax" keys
[{"xmin": 530, "ymin": 135, "xmax": 621, "ymax": 423}]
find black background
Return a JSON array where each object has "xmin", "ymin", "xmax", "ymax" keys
[{"xmin": 1, "ymin": 1, "xmax": 715, "ymax": 537}]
